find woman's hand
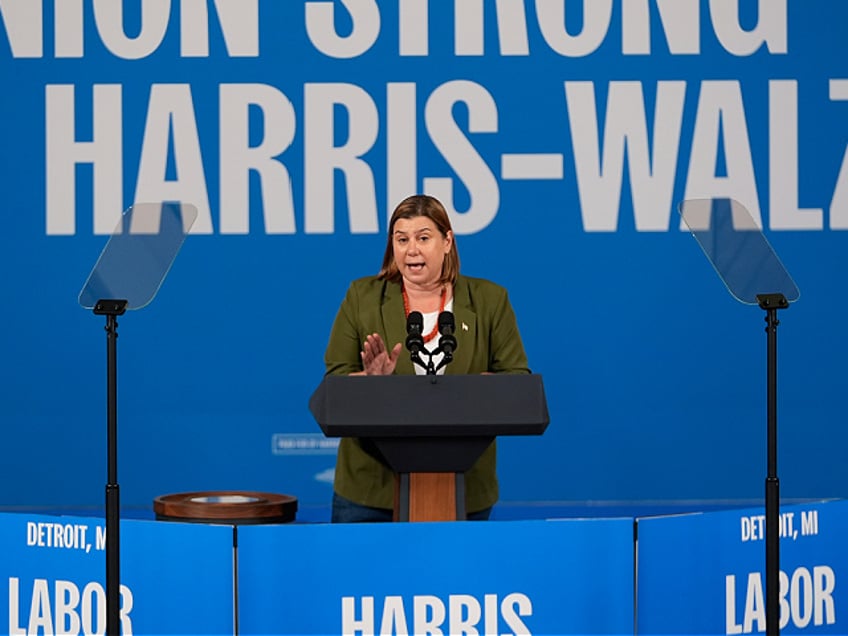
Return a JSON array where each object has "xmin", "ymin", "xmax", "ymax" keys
[{"xmin": 359, "ymin": 333, "xmax": 402, "ymax": 376}]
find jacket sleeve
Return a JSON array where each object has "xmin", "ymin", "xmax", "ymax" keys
[
  {"xmin": 324, "ymin": 283, "xmax": 366, "ymax": 376},
  {"xmin": 488, "ymin": 286, "xmax": 531, "ymax": 375}
]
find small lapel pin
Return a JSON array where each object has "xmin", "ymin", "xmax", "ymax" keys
[{"xmin": 462, "ymin": 322, "xmax": 469, "ymax": 331}]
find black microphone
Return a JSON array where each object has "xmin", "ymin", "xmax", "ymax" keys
[
  {"xmin": 437, "ymin": 311, "xmax": 457, "ymax": 358},
  {"xmin": 405, "ymin": 311, "xmax": 424, "ymax": 355}
]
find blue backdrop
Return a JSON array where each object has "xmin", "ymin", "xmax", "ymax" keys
[{"xmin": 1, "ymin": 1, "xmax": 846, "ymax": 514}]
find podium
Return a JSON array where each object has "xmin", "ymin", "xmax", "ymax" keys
[{"xmin": 309, "ymin": 374, "xmax": 549, "ymax": 521}]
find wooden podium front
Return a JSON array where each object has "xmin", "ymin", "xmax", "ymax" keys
[{"xmin": 309, "ymin": 374, "xmax": 549, "ymax": 522}]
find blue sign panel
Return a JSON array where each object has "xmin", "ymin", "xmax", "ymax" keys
[
  {"xmin": 237, "ymin": 518, "xmax": 634, "ymax": 635},
  {"xmin": 0, "ymin": 512, "xmax": 234, "ymax": 635},
  {"xmin": 637, "ymin": 499, "xmax": 845, "ymax": 635}
]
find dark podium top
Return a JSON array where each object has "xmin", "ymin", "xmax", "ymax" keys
[{"xmin": 309, "ymin": 374, "xmax": 549, "ymax": 474}]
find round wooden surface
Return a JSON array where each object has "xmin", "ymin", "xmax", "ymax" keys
[{"xmin": 153, "ymin": 490, "xmax": 297, "ymax": 524}]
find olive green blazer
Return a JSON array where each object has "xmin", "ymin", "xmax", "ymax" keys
[{"xmin": 324, "ymin": 274, "xmax": 530, "ymax": 512}]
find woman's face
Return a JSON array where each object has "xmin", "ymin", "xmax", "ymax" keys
[{"xmin": 392, "ymin": 216, "xmax": 453, "ymax": 290}]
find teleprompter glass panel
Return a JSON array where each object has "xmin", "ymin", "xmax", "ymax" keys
[
  {"xmin": 79, "ymin": 202, "xmax": 198, "ymax": 310},
  {"xmin": 678, "ymin": 198, "xmax": 799, "ymax": 305}
]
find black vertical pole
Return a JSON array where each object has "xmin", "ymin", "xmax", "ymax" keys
[
  {"xmin": 758, "ymin": 293, "xmax": 787, "ymax": 636},
  {"xmin": 96, "ymin": 299, "xmax": 127, "ymax": 636},
  {"xmin": 105, "ymin": 312, "xmax": 120, "ymax": 636},
  {"xmin": 765, "ymin": 305, "xmax": 779, "ymax": 636}
]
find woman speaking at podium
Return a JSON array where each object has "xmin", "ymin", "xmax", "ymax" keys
[{"xmin": 323, "ymin": 194, "xmax": 530, "ymax": 522}]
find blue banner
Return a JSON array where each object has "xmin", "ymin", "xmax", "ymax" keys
[
  {"xmin": 237, "ymin": 518, "xmax": 634, "ymax": 635},
  {"xmin": 0, "ymin": 512, "xmax": 234, "ymax": 635},
  {"xmin": 637, "ymin": 499, "xmax": 846, "ymax": 635}
]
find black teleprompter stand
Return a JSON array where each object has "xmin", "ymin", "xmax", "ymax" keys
[
  {"xmin": 678, "ymin": 197, "xmax": 799, "ymax": 636},
  {"xmin": 758, "ymin": 292, "xmax": 789, "ymax": 636},
  {"xmin": 93, "ymin": 299, "xmax": 127, "ymax": 636},
  {"xmin": 79, "ymin": 202, "xmax": 198, "ymax": 636}
]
